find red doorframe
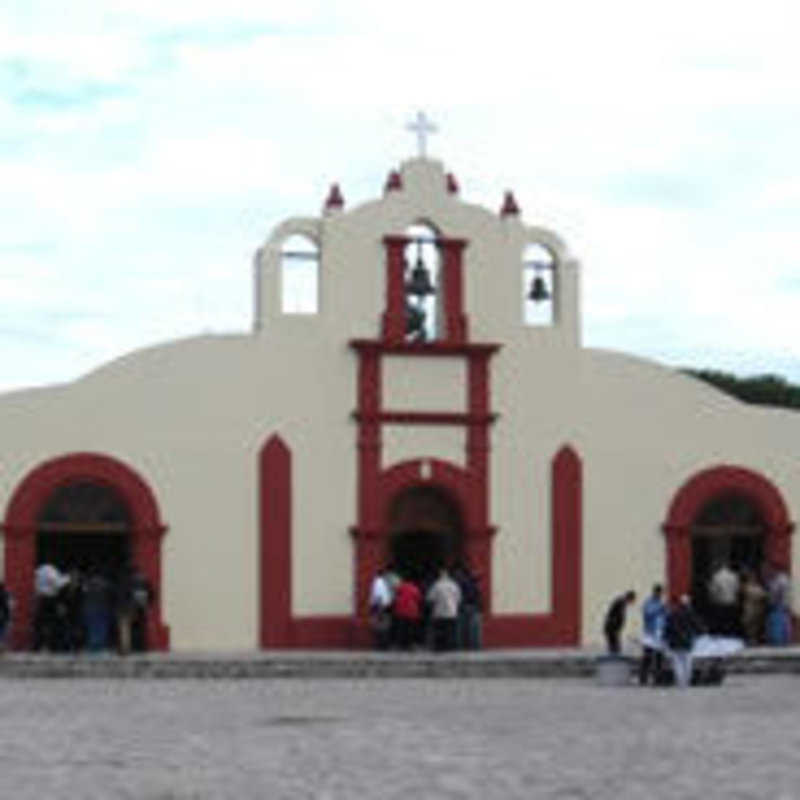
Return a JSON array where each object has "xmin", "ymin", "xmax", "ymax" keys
[
  {"xmin": 662, "ymin": 465, "xmax": 794, "ymax": 599},
  {"xmin": 2, "ymin": 452, "xmax": 170, "ymax": 650},
  {"xmin": 351, "ymin": 457, "xmax": 493, "ymax": 640}
]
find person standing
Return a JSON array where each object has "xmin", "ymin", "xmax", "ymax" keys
[
  {"xmin": 426, "ymin": 568, "xmax": 461, "ymax": 652},
  {"xmin": 392, "ymin": 576, "xmax": 423, "ymax": 650},
  {"xmin": 740, "ymin": 569, "xmax": 767, "ymax": 645},
  {"xmin": 766, "ymin": 564, "xmax": 792, "ymax": 646},
  {"xmin": 368, "ymin": 567, "xmax": 394, "ymax": 650},
  {"xmin": 664, "ymin": 594, "xmax": 705, "ymax": 688},
  {"xmin": 130, "ymin": 569, "xmax": 153, "ymax": 652},
  {"xmin": 603, "ymin": 590, "xmax": 636, "ymax": 654},
  {"xmin": 115, "ymin": 564, "xmax": 136, "ymax": 656},
  {"xmin": 708, "ymin": 561, "xmax": 740, "ymax": 635},
  {"xmin": 83, "ymin": 568, "xmax": 112, "ymax": 653},
  {"xmin": 453, "ymin": 564, "xmax": 483, "ymax": 650},
  {"xmin": 639, "ymin": 584, "xmax": 667, "ymax": 685},
  {"xmin": 33, "ymin": 562, "xmax": 69, "ymax": 651}
]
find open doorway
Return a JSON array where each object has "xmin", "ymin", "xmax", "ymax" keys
[
  {"xmin": 387, "ymin": 485, "xmax": 464, "ymax": 584},
  {"xmin": 34, "ymin": 481, "xmax": 134, "ymax": 652},
  {"xmin": 690, "ymin": 491, "xmax": 765, "ymax": 627}
]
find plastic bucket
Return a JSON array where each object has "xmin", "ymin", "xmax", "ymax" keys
[{"xmin": 595, "ymin": 655, "xmax": 631, "ymax": 687}]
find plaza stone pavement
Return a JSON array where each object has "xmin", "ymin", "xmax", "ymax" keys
[{"xmin": 1, "ymin": 675, "xmax": 800, "ymax": 800}]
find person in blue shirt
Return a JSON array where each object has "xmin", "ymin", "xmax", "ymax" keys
[{"xmin": 639, "ymin": 583, "xmax": 667, "ymax": 685}]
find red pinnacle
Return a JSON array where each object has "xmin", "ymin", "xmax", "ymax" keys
[
  {"xmin": 500, "ymin": 190, "xmax": 520, "ymax": 217},
  {"xmin": 325, "ymin": 183, "xmax": 344, "ymax": 209},
  {"xmin": 385, "ymin": 170, "xmax": 402, "ymax": 192}
]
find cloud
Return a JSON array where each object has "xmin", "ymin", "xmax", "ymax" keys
[{"xmin": 1, "ymin": 0, "xmax": 800, "ymax": 391}]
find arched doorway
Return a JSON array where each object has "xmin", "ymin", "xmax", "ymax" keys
[
  {"xmin": 37, "ymin": 482, "xmax": 133, "ymax": 577},
  {"xmin": 3, "ymin": 453, "xmax": 170, "ymax": 650},
  {"xmin": 663, "ymin": 465, "xmax": 793, "ymax": 608},
  {"xmin": 690, "ymin": 491, "xmax": 766, "ymax": 623},
  {"xmin": 387, "ymin": 485, "xmax": 464, "ymax": 583}
]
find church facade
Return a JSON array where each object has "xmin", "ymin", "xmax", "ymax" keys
[{"xmin": 0, "ymin": 155, "xmax": 796, "ymax": 650}]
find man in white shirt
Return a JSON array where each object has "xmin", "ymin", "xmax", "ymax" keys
[
  {"xmin": 708, "ymin": 562, "xmax": 740, "ymax": 635},
  {"xmin": 33, "ymin": 563, "xmax": 70, "ymax": 651},
  {"xmin": 368, "ymin": 568, "xmax": 393, "ymax": 649},
  {"xmin": 426, "ymin": 568, "xmax": 461, "ymax": 652},
  {"xmin": 35, "ymin": 563, "xmax": 69, "ymax": 598}
]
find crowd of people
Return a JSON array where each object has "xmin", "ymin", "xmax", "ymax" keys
[
  {"xmin": 31, "ymin": 561, "xmax": 153, "ymax": 654},
  {"xmin": 704, "ymin": 560, "xmax": 792, "ymax": 645},
  {"xmin": 603, "ymin": 561, "xmax": 794, "ymax": 688},
  {"xmin": 369, "ymin": 563, "xmax": 482, "ymax": 652}
]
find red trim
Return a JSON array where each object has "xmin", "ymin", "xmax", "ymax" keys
[
  {"xmin": 351, "ymin": 340, "xmax": 500, "ymax": 357},
  {"xmin": 290, "ymin": 616, "xmax": 353, "ymax": 647},
  {"xmin": 255, "ymin": 438, "xmax": 584, "ymax": 649},
  {"xmin": 2, "ymin": 452, "xmax": 169, "ymax": 651},
  {"xmin": 663, "ymin": 465, "xmax": 794, "ymax": 600},
  {"xmin": 351, "ymin": 457, "xmax": 494, "ymax": 642},
  {"xmin": 259, "ymin": 436, "xmax": 292, "ymax": 648},
  {"xmin": 354, "ymin": 411, "xmax": 497, "ymax": 426},
  {"xmin": 482, "ymin": 445, "xmax": 582, "ymax": 646}
]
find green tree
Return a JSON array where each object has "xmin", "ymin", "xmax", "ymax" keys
[{"xmin": 683, "ymin": 369, "xmax": 800, "ymax": 410}]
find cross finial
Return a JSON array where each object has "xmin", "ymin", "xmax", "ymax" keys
[{"xmin": 406, "ymin": 110, "xmax": 437, "ymax": 158}]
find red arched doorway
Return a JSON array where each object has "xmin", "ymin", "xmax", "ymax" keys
[
  {"xmin": 663, "ymin": 465, "xmax": 793, "ymax": 603},
  {"xmin": 2, "ymin": 453, "xmax": 170, "ymax": 650},
  {"xmin": 387, "ymin": 484, "xmax": 465, "ymax": 583}
]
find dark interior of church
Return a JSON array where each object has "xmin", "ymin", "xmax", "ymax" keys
[
  {"xmin": 387, "ymin": 485, "xmax": 464, "ymax": 582},
  {"xmin": 36, "ymin": 531, "xmax": 131, "ymax": 577},
  {"xmin": 690, "ymin": 492, "xmax": 765, "ymax": 626}
]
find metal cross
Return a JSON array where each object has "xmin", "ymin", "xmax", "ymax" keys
[{"xmin": 406, "ymin": 110, "xmax": 437, "ymax": 158}]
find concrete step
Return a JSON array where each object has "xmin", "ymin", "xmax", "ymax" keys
[{"xmin": 1, "ymin": 647, "xmax": 799, "ymax": 679}]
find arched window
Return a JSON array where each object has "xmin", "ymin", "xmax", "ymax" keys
[
  {"xmin": 404, "ymin": 222, "xmax": 440, "ymax": 341},
  {"xmin": 280, "ymin": 234, "xmax": 319, "ymax": 314},
  {"xmin": 522, "ymin": 243, "xmax": 555, "ymax": 326}
]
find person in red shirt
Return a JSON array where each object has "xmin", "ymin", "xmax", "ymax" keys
[{"xmin": 393, "ymin": 577, "xmax": 423, "ymax": 650}]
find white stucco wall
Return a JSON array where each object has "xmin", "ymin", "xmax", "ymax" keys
[{"xmin": 2, "ymin": 156, "xmax": 799, "ymax": 648}]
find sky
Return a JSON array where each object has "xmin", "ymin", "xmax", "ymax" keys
[{"xmin": 2, "ymin": 0, "xmax": 800, "ymax": 391}]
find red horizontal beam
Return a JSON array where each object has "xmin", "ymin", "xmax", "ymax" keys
[
  {"xmin": 350, "ymin": 339, "xmax": 501, "ymax": 357},
  {"xmin": 353, "ymin": 411, "xmax": 498, "ymax": 426}
]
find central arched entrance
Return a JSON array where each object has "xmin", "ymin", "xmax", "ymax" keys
[{"xmin": 387, "ymin": 485, "xmax": 464, "ymax": 582}]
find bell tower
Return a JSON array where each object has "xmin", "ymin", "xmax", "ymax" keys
[{"xmin": 349, "ymin": 164, "xmax": 501, "ymax": 638}]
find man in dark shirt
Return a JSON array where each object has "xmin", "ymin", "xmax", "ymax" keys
[{"xmin": 603, "ymin": 590, "xmax": 636, "ymax": 653}]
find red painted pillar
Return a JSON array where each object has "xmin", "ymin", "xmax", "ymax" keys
[
  {"xmin": 381, "ymin": 236, "xmax": 409, "ymax": 343},
  {"xmin": 465, "ymin": 351, "xmax": 493, "ymax": 612},
  {"xmin": 551, "ymin": 446, "xmax": 582, "ymax": 644},
  {"xmin": 440, "ymin": 238, "xmax": 468, "ymax": 342},
  {"xmin": 767, "ymin": 523, "xmax": 793, "ymax": 575},
  {"xmin": 4, "ymin": 525, "xmax": 35, "ymax": 650},
  {"xmin": 259, "ymin": 436, "xmax": 293, "ymax": 648},
  {"xmin": 351, "ymin": 345, "xmax": 384, "ymax": 647},
  {"xmin": 134, "ymin": 525, "xmax": 170, "ymax": 650},
  {"xmin": 664, "ymin": 524, "xmax": 691, "ymax": 600}
]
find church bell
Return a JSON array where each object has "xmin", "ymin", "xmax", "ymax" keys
[
  {"xmin": 527, "ymin": 274, "xmax": 550, "ymax": 302},
  {"xmin": 405, "ymin": 254, "xmax": 435, "ymax": 297}
]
